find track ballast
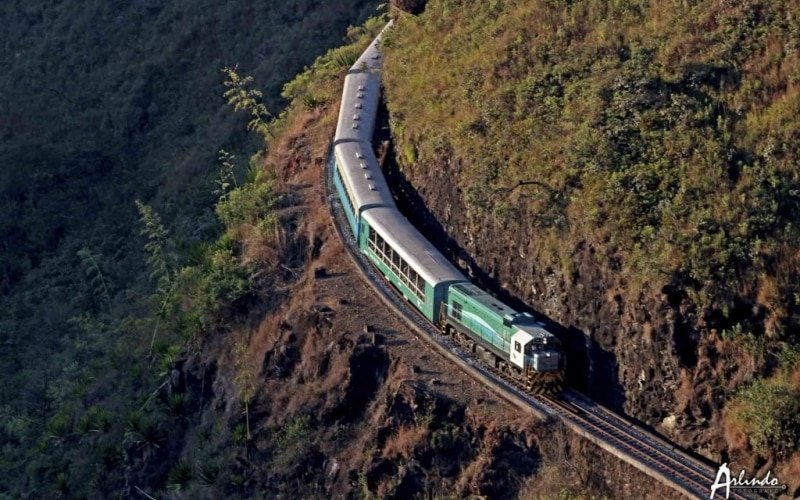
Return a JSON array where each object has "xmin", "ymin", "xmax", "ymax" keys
[{"xmin": 324, "ymin": 151, "xmax": 759, "ymax": 500}]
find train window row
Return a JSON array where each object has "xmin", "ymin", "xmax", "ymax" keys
[
  {"xmin": 367, "ymin": 226, "xmax": 425, "ymax": 300},
  {"xmin": 336, "ymin": 159, "xmax": 360, "ymax": 219}
]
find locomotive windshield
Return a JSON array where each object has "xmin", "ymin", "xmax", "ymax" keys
[{"xmin": 525, "ymin": 337, "xmax": 560, "ymax": 355}]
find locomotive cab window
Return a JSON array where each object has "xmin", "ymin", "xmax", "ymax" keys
[
  {"xmin": 514, "ymin": 341, "xmax": 522, "ymax": 353},
  {"xmin": 452, "ymin": 302, "xmax": 462, "ymax": 321}
]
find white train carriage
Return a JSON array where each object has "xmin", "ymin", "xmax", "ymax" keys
[
  {"xmin": 359, "ymin": 207, "xmax": 467, "ymax": 322},
  {"xmin": 349, "ymin": 20, "xmax": 393, "ymax": 73},
  {"xmin": 332, "ymin": 142, "xmax": 396, "ymax": 236},
  {"xmin": 333, "ymin": 71, "xmax": 381, "ymax": 145}
]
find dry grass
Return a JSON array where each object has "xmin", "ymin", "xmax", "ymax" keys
[
  {"xmin": 722, "ymin": 401, "xmax": 751, "ymax": 452},
  {"xmin": 381, "ymin": 424, "xmax": 428, "ymax": 460}
]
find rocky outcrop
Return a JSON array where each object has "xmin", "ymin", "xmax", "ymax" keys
[{"xmin": 381, "ymin": 138, "xmax": 742, "ymax": 462}]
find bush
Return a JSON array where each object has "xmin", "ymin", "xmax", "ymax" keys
[
  {"xmin": 76, "ymin": 405, "xmax": 111, "ymax": 434},
  {"xmin": 430, "ymin": 423, "xmax": 465, "ymax": 454},
  {"xmin": 729, "ymin": 367, "xmax": 800, "ymax": 454},
  {"xmin": 167, "ymin": 460, "xmax": 193, "ymax": 491},
  {"xmin": 215, "ymin": 178, "xmax": 277, "ymax": 229}
]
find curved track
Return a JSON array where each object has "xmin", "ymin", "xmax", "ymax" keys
[{"xmin": 324, "ymin": 151, "xmax": 761, "ymax": 500}]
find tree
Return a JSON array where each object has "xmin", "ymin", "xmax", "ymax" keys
[
  {"xmin": 221, "ymin": 67, "xmax": 272, "ymax": 139},
  {"xmin": 135, "ymin": 200, "xmax": 178, "ymax": 358}
]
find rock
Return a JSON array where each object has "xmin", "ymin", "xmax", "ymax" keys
[
  {"xmin": 326, "ymin": 458, "xmax": 340, "ymax": 479},
  {"xmin": 661, "ymin": 414, "xmax": 677, "ymax": 432}
]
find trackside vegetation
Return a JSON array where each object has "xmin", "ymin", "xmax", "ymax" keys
[{"xmin": 383, "ymin": 0, "xmax": 800, "ymax": 461}]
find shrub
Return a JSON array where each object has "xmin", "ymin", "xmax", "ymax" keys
[
  {"xmin": 167, "ymin": 460, "xmax": 193, "ymax": 490},
  {"xmin": 275, "ymin": 414, "xmax": 311, "ymax": 451},
  {"xmin": 215, "ymin": 178, "xmax": 276, "ymax": 229},
  {"xmin": 430, "ymin": 423, "xmax": 465, "ymax": 454},
  {"xmin": 76, "ymin": 405, "xmax": 111, "ymax": 435},
  {"xmin": 728, "ymin": 368, "xmax": 800, "ymax": 454}
]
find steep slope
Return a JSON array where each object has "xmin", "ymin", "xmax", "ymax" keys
[
  {"xmin": 0, "ymin": 16, "xmax": 683, "ymax": 496},
  {"xmin": 91, "ymin": 21, "xmax": 677, "ymax": 497},
  {"xmin": 383, "ymin": 0, "xmax": 800, "ymax": 483},
  {"xmin": 0, "ymin": 0, "xmax": 382, "ymax": 494}
]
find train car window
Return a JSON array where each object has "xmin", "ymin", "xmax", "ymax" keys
[
  {"xmin": 365, "ymin": 226, "xmax": 424, "ymax": 302},
  {"xmin": 452, "ymin": 302, "xmax": 462, "ymax": 321},
  {"xmin": 514, "ymin": 341, "xmax": 522, "ymax": 353}
]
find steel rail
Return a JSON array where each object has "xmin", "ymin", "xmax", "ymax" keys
[{"xmin": 322, "ymin": 150, "xmax": 761, "ymax": 500}]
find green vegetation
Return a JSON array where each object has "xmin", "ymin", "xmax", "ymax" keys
[
  {"xmin": 384, "ymin": 0, "xmax": 800, "ymax": 335},
  {"xmin": 384, "ymin": 0, "xmax": 800, "ymax": 461},
  {"xmin": 0, "ymin": 0, "xmax": 380, "ymax": 495},
  {"xmin": 728, "ymin": 351, "xmax": 800, "ymax": 455}
]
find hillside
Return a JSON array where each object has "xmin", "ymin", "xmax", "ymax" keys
[
  {"xmin": 0, "ymin": 6, "xmax": 682, "ymax": 496},
  {"xmin": 4, "ymin": 0, "xmax": 798, "ymax": 496},
  {"xmin": 383, "ymin": 0, "xmax": 800, "ymax": 481},
  {"xmin": 0, "ymin": 0, "xmax": 381, "ymax": 494}
]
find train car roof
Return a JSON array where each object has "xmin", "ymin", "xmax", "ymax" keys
[
  {"xmin": 333, "ymin": 142, "xmax": 396, "ymax": 211},
  {"xmin": 349, "ymin": 20, "xmax": 393, "ymax": 73},
  {"xmin": 450, "ymin": 282, "xmax": 516, "ymax": 316},
  {"xmin": 333, "ymin": 72, "xmax": 381, "ymax": 144},
  {"xmin": 450, "ymin": 283, "xmax": 556, "ymax": 340},
  {"xmin": 362, "ymin": 207, "xmax": 467, "ymax": 286},
  {"xmin": 516, "ymin": 323, "xmax": 556, "ymax": 341}
]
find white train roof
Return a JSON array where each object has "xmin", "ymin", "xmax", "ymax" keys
[
  {"xmin": 334, "ymin": 72, "xmax": 381, "ymax": 144},
  {"xmin": 362, "ymin": 207, "xmax": 467, "ymax": 286},
  {"xmin": 349, "ymin": 20, "xmax": 393, "ymax": 73},
  {"xmin": 334, "ymin": 142, "xmax": 396, "ymax": 212}
]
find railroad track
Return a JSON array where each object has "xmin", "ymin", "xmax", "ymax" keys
[{"xmin": 323, "ymin": 151, "xmax": 759, "ymax": 500}]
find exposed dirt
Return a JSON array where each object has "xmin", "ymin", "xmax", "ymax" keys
[
  {"xmin": 177, "ymin": 97, "xmax": 688, "ymax": 498},
  {"xmin": 126, "ymin": 96, "xmax": 683, "ymax": 497}
]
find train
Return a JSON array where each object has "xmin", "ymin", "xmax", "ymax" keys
[{"xmin": 332, "ymin": 22, "xmax": 564, "ymax": 394}]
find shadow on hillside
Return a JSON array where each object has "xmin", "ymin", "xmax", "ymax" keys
[{"xmin": 373, "ymin": 98, "xmax": 627, "ymax": 414}]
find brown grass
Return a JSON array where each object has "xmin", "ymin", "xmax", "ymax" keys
[
  {"xmin": 381, "ymin": 424, "xmax": 428, "ymax": 460},
  {"xmin": 722, "ymin": 401, "xmax": 751, "ymax": 452}
]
